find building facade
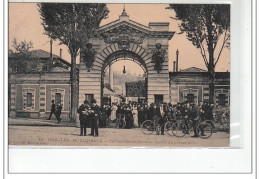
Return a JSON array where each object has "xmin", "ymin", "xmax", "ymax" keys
[
  {"xmin": 8, "ymin": 10, "xmax": 230, "ymax": 119},
  {"xmin": 9, "ymin": 50, "xmax": 72, "ymax": 120},
  {"xmin": 169, "ymin": 67, "xmax": 230, "ymax": 106}
]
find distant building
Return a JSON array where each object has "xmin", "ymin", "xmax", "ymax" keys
[
  {"xmin": 9, "ymin": 49, "xmax": 73, "ymax": 120},
  {"xmin": 169, "ymin": 67, "xmax": 230, "ymax": 106}
]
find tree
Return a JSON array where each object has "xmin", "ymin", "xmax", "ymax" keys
[
  {"xmin": 167, "ymin": 4, "xmax": 230, "ymax": 103},
  {"xmin": 9, "ymin": 38, "xmax": 41, "ymax": 73},
  {"xmin": 38, "ymin": 3, "xmax": 109, "ymax": 122}
]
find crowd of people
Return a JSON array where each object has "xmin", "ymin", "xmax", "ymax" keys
[
  {"xmin": 48, "ymin": 98, "xmax": 223, "ymax": 137},
  {"xmin": 98, "ymin": 101, "xmax": 217, "ymax": 136}
]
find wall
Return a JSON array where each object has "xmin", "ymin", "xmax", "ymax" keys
[
  {"xmin": 169, "ymin": 72, "xmax": 230, "ymax": 105},
  {"xmin": 9, "ymin": 71, "xmax": 71, "ymax": 119}
]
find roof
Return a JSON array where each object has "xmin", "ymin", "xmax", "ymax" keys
[
  {"xmin": 30, "ymin": 49, "xmax": 61, "ymax": 59},
  {"xmin": 9, "ymin": 49, "xmax": 71, "ymax": 67},
  {"xmin": 98, "ymin": 10, "xmax": 175, "ymax": 40},
  {"xmin": 179, "ymin": 67, "xmax": 207, "ymax": 72}
]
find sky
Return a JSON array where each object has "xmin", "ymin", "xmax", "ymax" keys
[{"xmin": 8, "ymin": 3, "xmax": 230, "ymax": 74}]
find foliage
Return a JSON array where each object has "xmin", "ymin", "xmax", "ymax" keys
[
  {"xmin": 38, "ymin": 3, "xmax": 109, "ymax": 56},
  {"xmin": 125, "ymin": 81, "xmax": 146, "ymax": 97},
  {"xmin": 167, "ymin": 4, "xmax": 230, "ymax": 71},
  {"xmin": 151, "ymin": 43, "xmax": 166, "ymax": 73},
  {"xmin": 167, "ymin": 4, "xmax": 230, "ymax": 103},
  {"xmin": 9, "ymin": 38, "xmax": 41, "ymax": 73},
  {"xmin": 104, "ymin": 70, "xmax": 145, "ymax": 85},
  {"xmin": 38, "ymin": 3, "xmax": 109, "ymax": 122},
  {"xmin": 12, "ymin": 38, "xmax": 34, "ymax": 53},
  {"xmin": 81, "ymin": 43, "xmax": 96, "ymax": 71}
]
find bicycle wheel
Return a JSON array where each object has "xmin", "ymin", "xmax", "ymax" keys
[
  {"xmin": 224, "ymin": 122, "xmax": 230, "ymax": 133},
  {"xmin": 165, "ymin": 121, "xmax": 174, "ymax": 136},
  {"xmin": 141, "ymin": 120, "xmax": 155, "ymax": 135},
  {"xmin": 187, "ymin": 119, "xmax": 195, "ymax": 136},
  {"xmin": 196, "ymin": 122, "xmax": 213, "ymax": 139},
  {"xmin": 171, "ymin": 121, "xmax": 187, "ymax": 137}
]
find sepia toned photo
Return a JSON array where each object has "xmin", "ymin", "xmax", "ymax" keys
[{"xmin": 8, "ymin": 3, "xmax": 230, "ymax": 147}]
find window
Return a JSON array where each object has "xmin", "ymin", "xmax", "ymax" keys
[
  {"xmin": 187, "ymin": 93, "xmax": 194, "ymax": 103},
  {"xmin": 154, "ymin": 95, "xmax": 163, "ymax": 103},
  {"xmin": 55, "ymin": 93, "xmax": 61, "ymax": 105},
  {"xmin": 22, "ymin": 88, "xmax": 36, "ymax": 110},
  {"xmin": 26, "ymin": 93, "xmax": 33, "ymax": 107},
  {"xmin": 218, "ymin": 94, "xmax": 226, "ymax": 106},
  {"xmin": 50, "ymin": 88, "xmax": 65, "ymax": 108},
  {"xmin": 85, "ymin": 94, "xmax": 94, "ymax": 104}
]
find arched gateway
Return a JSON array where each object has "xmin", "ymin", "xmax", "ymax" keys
[{"xmin": 79, "ymin": 10, "xmax": 174, "ymax": 106}]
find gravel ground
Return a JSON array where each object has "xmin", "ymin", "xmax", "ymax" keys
[{"xmin": 8, "ymin": 118, "xmax": 230, "ymax": 147}]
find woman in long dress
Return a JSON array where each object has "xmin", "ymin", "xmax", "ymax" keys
[
  {"xmin": 132, "ymin": 105, "xmax": 138, "ymax": 127},
  {"xmin": 110, "ymin": 103, "xmax": 117, "ymax": 122}
]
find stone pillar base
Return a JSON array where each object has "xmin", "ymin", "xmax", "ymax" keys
[{"xmin": 39, "ymin": 112, "xmax": 46, "ymax": 118}]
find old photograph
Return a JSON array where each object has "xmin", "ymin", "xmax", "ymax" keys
[{"xmin": 8, "ymin": 3, "xmax": 230, "ymax": 147}]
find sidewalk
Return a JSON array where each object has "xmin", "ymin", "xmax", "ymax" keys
[{"xmin": 8, "ymin": 117, "xmax": 77, "ymax": 127}]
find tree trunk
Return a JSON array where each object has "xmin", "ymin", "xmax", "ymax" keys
[
  {"xmin": 208, "ymin": 51, "xmax": 215, "ymax": 104},
  {"xmin": 208, "ymin": 69, "xmax": 215, "ymax": 104},
  {"xmin": 208, "ymin": 46, "xmax": 215, "ymax": 104},
  {"xmin": 70, "ymin": 53, "xmax": 78, "ymax": 123}
]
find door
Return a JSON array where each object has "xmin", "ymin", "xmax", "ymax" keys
[{"xmin": 154, "ymin": 95, "xmax": 163, "ymax": 104}]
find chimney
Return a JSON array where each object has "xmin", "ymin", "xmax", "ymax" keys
[
  {"xmin": 60, "ymin": 49, "xmax": 62, "ymax": 59},
  {"xmin": 176, "ymin": 49, "xmax": 179, "ymax": 72},
  {"xmin": 47, "ymin": 39, "xmax": 53, "ymax": 71},
  {"xmin": 173, "ymin": 61, "xmax": 176, "ymax": 72}
]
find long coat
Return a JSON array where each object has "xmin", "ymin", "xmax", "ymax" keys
[{"xmin": 77, "ymin": 104, "xmax": 89, "ymax": 121}]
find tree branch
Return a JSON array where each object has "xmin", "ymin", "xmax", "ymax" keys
[
  {"xmin": 214, "ymin": 30, "xmax": 229, "ymax": 67},
  {"xmin": 194, "ymin": 33, "xmax": 209, "ymax": 67}
]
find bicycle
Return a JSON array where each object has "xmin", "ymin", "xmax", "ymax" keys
[
  {"xmin": 141, "ymin": 116, "xmax": 175, "ymax": 136},
  {"xmin": 213, "ymin": 110, "xmax": 230, "ymax": 133},
  {"xmin": 106, "ymin": 115, "xmax": 126, "ymax": 129},
  {"xmin": 171, "ymin": 116, "xmax": 213, "ymax": 139},
  {"xmin": 170, "ymin": 116, "xmax": 195, "ymax": 137}
]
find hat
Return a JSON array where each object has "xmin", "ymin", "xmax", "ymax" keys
[{"xmin": 91, "ymin": 99, "xmax": 97, "ymax": 104}]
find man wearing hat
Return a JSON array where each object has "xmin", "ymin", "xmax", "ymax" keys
[
  {"xmin": 89, "ymin": 99, "xmax": 100, "ymax": 137},
  {"xmin": 155, "ymin": 102, "xmax": 166, "ymax": 135},
  {"xmin": 77, "ymin": 100, "xmax": 90, "ymax": 136},
  {"xmin": 47, "ymin": 100, "xmax": 56, "ymax": 120}
]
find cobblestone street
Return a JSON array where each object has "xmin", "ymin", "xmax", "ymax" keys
[{"xmin": 8, "ymin": 118, "xmax": 230, "ymax": 147}]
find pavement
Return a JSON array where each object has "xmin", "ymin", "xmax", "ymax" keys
[
  {"xmin": 8, "ymin": 117, "xmax": 230, "ymax": 147},
  {"xmin": 8, "ymin": 117, "xmax": 77, "ymax": 127}
]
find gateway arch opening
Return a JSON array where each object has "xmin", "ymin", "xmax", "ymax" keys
[{"xmin": 101, "ymin": 52, "xmax": 148, "ymax": 106}]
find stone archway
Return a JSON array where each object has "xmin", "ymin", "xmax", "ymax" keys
[
  {"xmin": 100, "ymin": 49, "xmax": 148, "ymax": 106},
  {"xmin": 78, "ymin": 10, "xmax": 174, "ymax": 106}
]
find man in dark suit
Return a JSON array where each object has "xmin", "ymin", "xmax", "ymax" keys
[
  {"xmin": 155, "ymin": 103, "xmax": 166, "ymax": 135},
  {"xmin": 89, "ymin": 99, "xmax": 100, "ymax": 137},
  {"xmin": 77, "ymin": 100, "xmax": 90, "ymax": 136},
  {"xmin": 191, "ymin": 102, "xmax": 201, "ymax": 137},
  {"xmin": 47, "ymin": 100, "xmax": 56, "ymax": 120},
  {"xmin": 55, "ymin": 103, "xmax": 63, "ymax": 123}
]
